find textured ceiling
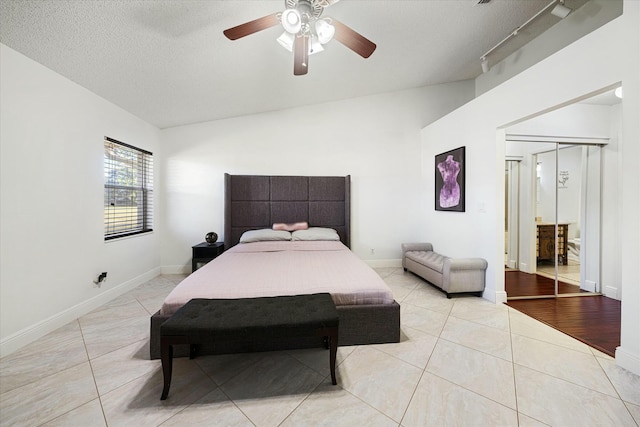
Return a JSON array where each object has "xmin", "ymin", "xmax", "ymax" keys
[{"xmin": 0, "ymin": 0, "xmax": 588, "ymax": 129}]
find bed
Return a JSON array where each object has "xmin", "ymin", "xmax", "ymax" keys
[{"xmin": 149, "ymin": 174, "xmax": 400, "ymax": 359}]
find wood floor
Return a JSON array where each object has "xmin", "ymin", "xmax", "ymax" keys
[
  {"xmin": 505, "ymin": 270, "xmax": 583, "ymax": 297},
  {"xmin": 505, "ymin": 271, "xmax": 621, "ymax": 357}
]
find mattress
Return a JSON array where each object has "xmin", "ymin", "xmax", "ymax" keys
[{"xmin": 160, "ymin": 240, "xmax": 395, "ymax": 316}]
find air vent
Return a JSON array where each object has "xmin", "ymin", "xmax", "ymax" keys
[{"xmin": 473, "ymin": 0, "xmax": 493, "ymax": 5}]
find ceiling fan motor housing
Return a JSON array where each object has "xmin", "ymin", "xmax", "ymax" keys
[{"xmin": 285, "ymin": 0, "xmax": 324, "ymax": 25}]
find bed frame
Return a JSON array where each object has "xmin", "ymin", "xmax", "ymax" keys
[{"xmin": 149, "ymin": 174, "xmax": 400, "ymax": 359}]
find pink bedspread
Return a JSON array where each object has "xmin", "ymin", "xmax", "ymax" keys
[{"xmin": 160, "ymin": 241, "xmax": 395, "ymax": 316}]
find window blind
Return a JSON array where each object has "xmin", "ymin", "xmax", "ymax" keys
[{"xmin": 104, "ymin": 137, "xmax": 153, "ymax": 240}]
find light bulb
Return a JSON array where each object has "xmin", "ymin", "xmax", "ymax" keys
[
  {"xmin": 282, "ymin": 9, "xmax": 302, "ymax": 34},
  {"xmin": 315, "ymin": 19, "xmax": 335, "ymax": 44}
]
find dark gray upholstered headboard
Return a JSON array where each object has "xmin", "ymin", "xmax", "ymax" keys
[{"xmin": 224, "ymin": 174, "xmax": 351, "ymax": 249}]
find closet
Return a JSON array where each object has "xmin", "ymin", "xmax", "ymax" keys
[{"xmin": 505, "ymin": 139, "xmax": 604, "ymax": 298}]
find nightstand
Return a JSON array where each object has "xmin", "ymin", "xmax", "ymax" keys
[{"xmin": 192, "ymin": 242, "xmax": 224, "ymax": 272}]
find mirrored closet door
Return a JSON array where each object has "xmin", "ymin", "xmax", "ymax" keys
[{"xmin": 505, "ymin": 140, "xmax": 603, "ymax": 299}]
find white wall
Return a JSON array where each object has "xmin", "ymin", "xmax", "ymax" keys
[
  {"xmin": 421, "ymin": 6, "xmax": 639, "ymax": 375},
  {"xmin": 618, "ymin": 0, "xmax": 640, "ymax": 377},
  {"xmin": 159, "ymin": 82, "xmax": 475, "ymax": 271},
  {"xmin": 602, "ymin": 104, "xmax": 622, "ymax": 298},
  {"xmin": 0, "ymin": 44, "xmax": 162, "ymax": 356}
]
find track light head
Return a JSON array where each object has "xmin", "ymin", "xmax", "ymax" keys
[
  {"xmin": 615, "ymin": 87, "xmax": 623, "ymax": 99},
  {"xmin": 551, "ymin": 1, "xmax": 572, "ymax": 19},
  {"xmin": 481, "ymin": 57, "xmax": 489, "ymax": 73}
]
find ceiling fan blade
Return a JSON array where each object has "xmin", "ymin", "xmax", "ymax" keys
[
  {"xmin": 293, "ymin": 35, "xmax": 309, "ymax": 75},
  {"xmin": 331, "ymin": 19, "xmax": 376, "ymax": 59},
  {"xmin": 223, "ymin": 13, "xmax": 280, "ymax": 40}
]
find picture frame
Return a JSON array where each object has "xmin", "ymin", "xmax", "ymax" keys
[{"xmin": 435, "ymin": 146, "xmax": 465, "ymax": 212}]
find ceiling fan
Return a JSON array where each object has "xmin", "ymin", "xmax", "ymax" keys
[{"xmin": 223, "ymin": 0, "xmax": 376, "ymax": 76}]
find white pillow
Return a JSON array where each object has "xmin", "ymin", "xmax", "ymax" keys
[
  {"xmin": 239, "ymin": 229, "xmax": 292, "ymax": 243},
  {"xmin": 291, "ymin": 227, "xmax": 340, "ymax": 241}
]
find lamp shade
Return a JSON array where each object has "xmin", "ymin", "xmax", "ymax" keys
[
  {"xmin": 282, "ymin": 9, "xmax": 302, "ymax": 34},
  {"xmin": 315, "ymin": 19, "xmax": 335, "ymax": 44}
]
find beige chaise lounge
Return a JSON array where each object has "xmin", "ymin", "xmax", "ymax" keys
[{"xmin": 401, "ymin": 242, "xmax": 487, "ymax": 298}]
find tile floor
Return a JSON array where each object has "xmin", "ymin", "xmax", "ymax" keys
[{"xmin": 1, "ymin": 269, "xmax": 639, "ymax": 426}]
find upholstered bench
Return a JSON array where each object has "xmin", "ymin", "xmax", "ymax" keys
[
  {"xmin": 159, "ymin": 293, "xmax": 339, "ymax": 400},
  {"xmin": 401, "ymin": 243, "xmax": 488, "ymax": 298}
]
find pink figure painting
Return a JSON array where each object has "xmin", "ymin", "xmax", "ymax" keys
[{"xmin": 437, "ymin": 154, "xmax": 460, "ymax": 208}]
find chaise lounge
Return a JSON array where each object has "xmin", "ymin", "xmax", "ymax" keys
[{"xmin": 401, "ymin": 242, "xmax": 487, "ymax": 298}]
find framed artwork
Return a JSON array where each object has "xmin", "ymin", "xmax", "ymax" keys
[{"xmin": 435, "ymin": 146, "xmax": 465, "ymax": 212}]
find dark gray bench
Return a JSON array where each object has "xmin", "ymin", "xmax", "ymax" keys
[{"xmin": 160, "ymin": 293, "xmax": 339, "ymax": 400}]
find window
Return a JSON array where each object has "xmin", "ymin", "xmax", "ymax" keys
[{"xmin": 103, "ymin": 137, "xmax": 153, "ymax": 240}]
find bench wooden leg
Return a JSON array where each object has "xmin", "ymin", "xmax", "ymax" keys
[
  {"xmin": 160, "ymin": 337, "xmax": 173, "ymax": 400},
  {"xmin": 160, "ymin": 336, "xmax": 189, "ymax": 400},
  {"xmin": 189, "ymin": 344, "xmax": 198, "ymax": 359},
  {"xmin": 329, "ymin": 329, "xmax": 338, "ymax": 385},
  {"xmin": 319, "ymin": 327, "xmax": 339, "ymax": 385}
]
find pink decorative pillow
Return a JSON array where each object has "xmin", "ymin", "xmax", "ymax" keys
[{"xmin": 273, "ymin": 222, "xmax": 309, "ymax": 232}]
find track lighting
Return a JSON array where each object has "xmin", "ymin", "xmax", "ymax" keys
[{"xmin": 479, "ymin": 0, "xmax": 573, "ymax": 76}]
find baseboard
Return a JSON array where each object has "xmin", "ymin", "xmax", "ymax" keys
[
  {"xmin": 0, "ymin": 267, "xmax": 161, "ymax": 358},
  {"xmin": 484, "ymin": 289, "xmax": 507, "ymax": 304},
  {"xmin": 161, "ymin": 265, "xmax": 191, "ymax": 275},
  {"xmin": 364, "ymin": 259, "xmax": 403, "ymax": 268},
  {"xmin": 604, "ymin": 286, "xmax": 619, "ymax": 299},
  {"xmin": 615, "ymin": 346, "xmax": 640, "ymax": 376},
  {"xmin": 583, "ymin": 280, "xmax": 597, "ymax": 292}
]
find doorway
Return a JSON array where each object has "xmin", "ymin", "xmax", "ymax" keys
[
  {"xmin": 501, "ymin": 85, "xmax": 621, "ymax": 301},
  {"xmin": 505, "ymin": 140, "xmax": 604, "ymax": 299}
]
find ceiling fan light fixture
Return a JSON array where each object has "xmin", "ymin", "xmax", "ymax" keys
[
  {"xmin": 282, "ymin": 9, "xmax": 302, "ymax": 33},
  {"xmin": 315, "ymin": 19, "xmax": 335, "ymax": 44},
  {"xmin": 308, "ymin": 36, "xmax": 324, "ymax": 55},
  {"xmin": 277, "ymin": 32, "xmax": 295, "ymax": 52},
  {"xmin": 224, "ymin": 0, "xmax": 376, "ymax": 75}
]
